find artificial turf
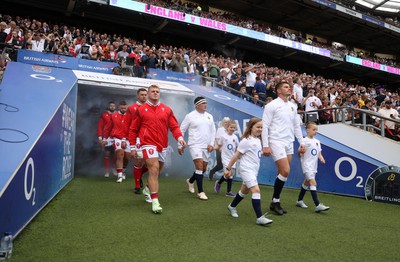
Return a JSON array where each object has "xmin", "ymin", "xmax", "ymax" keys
[{"xmin": 12, "ymin": 174, "xmax": 400, "ymax": 261}]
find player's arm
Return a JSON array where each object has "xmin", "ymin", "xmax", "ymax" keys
[
  {"xmin": 169, "ymin": 110, "xmax": 186, "ymax": 148},
  {"xmin": 294, "ymin": 112, "xmax": 306, "ymax": 153},
  {"xmin": 128, "ymin": 110, "xmax": 141, "ymax": 157},
  {"xmin": 102, "ymin": 116, "xmax": 113, "ymax": 145},
  {"xmin": 262, "ymin": 105, "xmax": 273, "ymax": 156},
  {"xmin": 97, "ymin": 115, "xmax": 105, "ymax": 144},
  {"xmin": 224, "ymin": 150, "xmax": 242, "ymax": 178},
  {"xmin": 318, "ymin": 151, "xmax": 325, "ymax": 164}
]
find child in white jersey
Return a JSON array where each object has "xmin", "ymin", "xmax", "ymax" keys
[
  {"xmin": 296, "ymin": 122, "xmax": 330, "ymax": 213},
  {"xmin": 214, "ymin": 120, "xmax": 239, "ymax": 197},
  {"xmin": 225, "ymin": 118, "xmax": 273, "ymax": 225}
]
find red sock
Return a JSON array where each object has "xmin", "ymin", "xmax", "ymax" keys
[
  {"xmin": 104, "ymin": 157, "xmax": 110, "ymax": 173},
  {"xmin": 151, "ymin": 193, "xmax": 158, "ymax": 199},
  {"xmin": 117, "ymin": 168, "xmax": 123, "ymax": 174},
  {"xmin": 142, "ymin": 166, "xmax": 148, "ymax": 174},
  {"xmin": 134, "ymin": 166, "xmax": 142, "ymax": 188}
]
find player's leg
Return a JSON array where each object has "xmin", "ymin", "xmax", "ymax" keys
[
  {"xmin": 296, "ymin": 178, "xmax": 309, "ymax": 208},
  {"xmin": 270, "ymin": 155, "xmax": 291, "ymax": 215},
  {"xmin": 309, "ymin": 178, "xmax": 330, "ymax": 212},
  {"xmin": 249, "ymin": 184, "xmax": 273, "ymax": 225},
  {"xmin": 227, "ymin": 183, "xmax": 248, "ymax": 218},
  {"xmin": 209, "ymin": 150, "xmax": 222, "ymax": 180},
  {"xmin": 103, "ymin": 149, "xmax": 111, "ymax": 177},
  {"xmin": 115, "ymin": 148, "xmax": 124, "ymax": 183},
  {"xmin": 133, "ymin": 158, "xmax": 144, "ymax": 194}
]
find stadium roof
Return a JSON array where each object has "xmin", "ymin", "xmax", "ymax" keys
[{"xmin": 356, "ymin": 0, "xmax": 400, "ymax": 13}]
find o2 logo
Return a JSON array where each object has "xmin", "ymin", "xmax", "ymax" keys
[
  {"xmin": 334, "ymin": 157, "xmax": 363, "ymax": 188},
  {"xmin": 24, "ymin": 157, "xmax": 36, "ymax": 206},
  {"xmin": 30, "ymin": 74, "xmax": 63, "ymax": 83}
]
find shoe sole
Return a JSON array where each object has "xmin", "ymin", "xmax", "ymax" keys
[
  {"xmin": 152, "ymin": 209, "xmax": 162, "ymax": 214},
  {"xmin": 296, "ymin": 204, "xmax": 308, "ymax": 209},
  {"xmin": 315, "ymin": 207, "xmax": 330, "ymax": 213},
  {"xmin": 257, "ymin": 221, "xmax": 273, "ymax": 225},
  {"xmin": 270, "ymin": 206, "xmax": 284, "ymax": 215}
]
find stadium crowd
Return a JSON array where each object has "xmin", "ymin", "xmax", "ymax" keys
[
  {"xmin": 0, "ymin": 7, "xmax": 399, "ymax": 139},
  {"xmin": 137, "ymin": 0, "xmax": 399, "ymax": 67}
]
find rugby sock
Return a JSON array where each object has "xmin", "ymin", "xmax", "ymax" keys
[
  {"xmin": 134, "ymin": 165, "xmax": 142, "ymax": 188},
  {"xmin": 150, "ymin": 192, "xmax": 158, "ymax": 200},
  {"xmin": 310, "ymin": 186, "xmax": 319, "ymax": 206},
  {"xmin": 251, "ymin": 193, "xmax": 262, "ymax": 218},
  {"xmin": 272, "ymin": 174, "xmax": 287, "ymax": 200},
  {"xmin": 218, "ymin": 176, "xmax": 226, "ymax": 184},
  {"xmin": 189, "ymin": 172, "xmax": 196, "ymax": 183},
  {"xmin": 298, "ymin": 183, "xmax": 308, "ymax": 201},
  {"xmin": 195, "ymin": 170, "xmax": 204, "ymax": 193},
  {"xmin": 142, "ymin": 166, "xmax": 148, "ymax": 174},
  {"xmin": 117, "ymin": 168, "xmax": 123, "ymax": 177},
  {"xmin": 231, "ymin": 190, "xmax": 245, "ymax": 207},
  {"xmin": 104, "ymin": 157, "xmax": 110, "ymax": 173},
  {"xmin": 227, "ymin": 178, "xmax": 233, "ymax": 192}
]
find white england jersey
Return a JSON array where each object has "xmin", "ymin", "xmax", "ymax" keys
[
  {"xmin": 219, "ymin": 133, "xmax": 239, "ymax": 167},
  {"xmin": 180, "ymin": 110, "xmax": 216, "ymax": 148},
  {"xmin": 300, "ymin": 137, "xmax": 321, "ymax": 174},
  {"xmin": 262, "ymin": 97, "xmax": 304, "ymax": 147},
  {"xmin": 237, "ymin": 136, "xmax": 262, "ymax": 176}
]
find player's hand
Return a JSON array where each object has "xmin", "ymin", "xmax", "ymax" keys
[
  {"xmin": 262, "ymin": 147, "xmax": 272, "ymax": 157},
  {"xmin": 320, "ymin": 158, "xmax": 326, "ymax": 165},
  {"xmin": 298, "ymin": 144, "xmax": 306, "ymax": 154},
  {"xmin": 178, "ymin": 147, "xmax": 184, "ymax": 155},
  {"xmin": 179, "ymin": 139, "xmax": 186, "ymax": 149},
  {"xmin": 131, "ymin": 150, "xmax": 138, "ymax": 159},
  {"xmin": 224, "ymin": 169, "xmax": 231, "ymax": 178},
  {"xmin": 207, "ymin": 145, "xmax": 214, "ymax": 153}
]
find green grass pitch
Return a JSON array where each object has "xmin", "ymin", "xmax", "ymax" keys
[{"xmin": 12, "ymin": 175, "xmax": 400, "ymax": 261}]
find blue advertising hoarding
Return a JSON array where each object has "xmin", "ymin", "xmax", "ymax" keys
[
  {"xmin": 0, "ymin": 62, "xmax": 77, "ymax": 236},
  {"xmin": 17, "ymin": 49, "xmax": 118, "ymax": 74}
]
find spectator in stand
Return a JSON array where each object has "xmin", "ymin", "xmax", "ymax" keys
[
  {"xmin": 169, "ymin": 51, "xmax": 189, "ymax": 72},
  {"xmin": 142, "ymin": 48, "xmax": 158, "ymax": 69},
  {"xmin": 332, "ymin": 96, "xmax": 346, "ymax": 123},
  {"xmin": 116, "ymin": 43, "xmax": 130, "ymax": 60},
  {"xmin": 216, "ymin": 68, "xmax": 229, "ymax": 88},
  {"xmin": 302, "ymin": 88, "xmax": 322, "ymax": 123},
  {"xmin": 230, "ymin": 67, "xmax": 246, "ymax": 96},
  {"xmin": 254, "ymin": 76, "xmax": 267, "ymax": 102},
  {"xmin": 74, "ymin": 37, "xmax": 90, "ymax": 58},
  {"xmin": 245, "ymin": 64, "xmax": 257, "ymax": 95},
  {"xmin": 319, "ymin": 96, "xmax": 334, "ymax": 124},
  {"xmin": 293, "ymin": 78, "xmax": 304, "ymax": 106},
  {"xmin": 378, "ymin": 101, "xmax": 399, "ymax": 140},
  {"xmin": 0, "ymin": 22, "xmax": 8, "ymax": 43},
  {"xmin": 31, "ymin": 31, "xmax": 48, "ymax": 52},
  {"xmin": 207, "ymin": 58, "xmax": 220, "ymax": 80}
]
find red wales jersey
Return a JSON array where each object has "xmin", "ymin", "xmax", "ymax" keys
[
  {"xmin": 104, "ymin": 111, "xmax": 128, "ymax": 140},
  {"xmin": 97, "ymin": 111, "xmax": 114, "ymax": 139},
  {"xmin": 129, "ymin": 101, "xmax": 183, "ymax": 152},
  {"xmin": 124, "ymin": 101, "xmax": 143, "ymax": 132}
]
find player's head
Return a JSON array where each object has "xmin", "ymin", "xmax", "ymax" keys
[
  {"xmin": 227, "ymin": 120, "xmax": 236, "ymax": 135},
  {"xmin": 275, "ymin": 80, "xmax": 291, "ymax": 99},
  {"xmin": 108, "ymin": 101, "xmax": 116, "ymax": 112},
  {"xmin": 194, "ymin": 96, "xmax": 207, "ymax": 113},
  {"xmin": 305, "ymin": 121, "xmax": 318, "ymax": 138},
  {"xmin": 136, "ymin": 88, "xmax": 148, "ymax": 104},
  {"xmin": 147, "ymin": 85, "xmax": 160, "ymax": 103},
  {"xmin": 221, "ymin": 117, "xmax": 230, "ymax": 128},
  {"xmin": 119, "ymin": 100, "xmax": 127, "ymax": 113},
  {"xmin": 242, "ymin": 117, "xmax": 262, "ymax": 139}
]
